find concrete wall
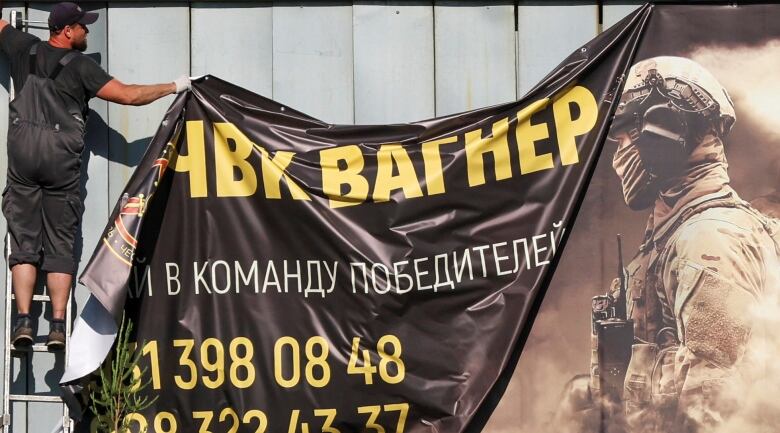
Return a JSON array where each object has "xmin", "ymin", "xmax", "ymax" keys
[{"xmin": 0, "ymin": 1, "xmax": 642, "ymax": 431}]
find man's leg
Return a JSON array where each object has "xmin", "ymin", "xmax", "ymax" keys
[
  {"xmin": 11, "ymin": 263, "xmax": 37, "ymax": 314},
  {"xmin": 41, "ymin": 187, "xmax": 81, "ymax": 348},
  {"xmin": 10, "ymin": 263, "xmax": 38, "ymax": 346},
  {"xmin": 3, "ymin": 181, "xmax": 43, "ymax": 346},
  {"xmin": 46, "ymin": 272, "xmax": 72, "ymax": 348},
  {"xmin": 46, "ymin": 272, "xmax": 72, "ymax": 320}
]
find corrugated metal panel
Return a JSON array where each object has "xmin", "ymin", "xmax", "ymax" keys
[
  {"xmin": 75, "ymin": 2, "xmax": 111, "ymax": 293},
  {"xmin": 273, "ymin": 2, "xmax": 354, "ymax": 124},
  {"xmin": 353, "ymin": 1, "xmax": 435, "ymax": 124},
  {"xmin": 191, "ymin": 2, "xmax": 273, "ymax": 96},
  {"xmin": 434, "ymin": 1, "xmax": 516, "ymax": 116},
  {"xmin": 25, "ymin": 3, "xmax": 52, "ymax": 41},
  {"xmin": 603, "ymin": 1, "xmax": 643, "ymax": 30},
  {"xmin": 517, "ymin": 2, "xmax": 599, "ymax": 97},
  {"xmin": 106, "ymin": 2, "xmax": 190, "ymax": 204},
  {"xmin": 9, "ymin": 354, "xmax": 28, "ymax": 433}
]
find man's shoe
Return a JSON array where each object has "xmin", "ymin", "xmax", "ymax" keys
[
  {"xmin": 12, "ymin": 315, "xmax": 34, "ymax": 347},
  {"xmin": 46, "ymin": 320, "xmax": 66, "ymax": 349}
]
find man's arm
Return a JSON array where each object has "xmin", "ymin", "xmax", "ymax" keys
[
  {"xmin": 0, "ymin": 1, "xmax": 7, "ymax": 31},
  {"xmin": 0, "ymin": 16, "xmax": 41, "ymax": 57},
  {"xmin": 96, "ymin": 76, "xmax": 190, "ymax": 106}
]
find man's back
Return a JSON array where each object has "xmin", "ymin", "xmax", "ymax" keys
[{"xmin": 0, "ymin": 25, "xmax": 112, "ymax": 120}]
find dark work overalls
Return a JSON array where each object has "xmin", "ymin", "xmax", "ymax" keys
[{"xmin": 2, "ymin": 43, "xmax": 85, "ymax": 274}]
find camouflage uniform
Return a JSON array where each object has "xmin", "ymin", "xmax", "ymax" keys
[
  {"xmin": 556, "ymin": 57, "xmax": 780, "ymax": 433},
  {"xmin": 611, "ymin": 58, "xmax": 780, "ymax": 432},
  {"xmin": 621, "ymin": 185, "xmax": 780, "ymax": 432}
]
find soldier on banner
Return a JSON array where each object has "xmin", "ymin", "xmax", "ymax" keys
[{"xmin": 556, "ymin": 56, "xmax": 780, "ymax": 432}]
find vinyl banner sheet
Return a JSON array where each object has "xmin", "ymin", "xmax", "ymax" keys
[{"xmin": 73, "ymin": 4, "xmax": 780, "ymax": 433}]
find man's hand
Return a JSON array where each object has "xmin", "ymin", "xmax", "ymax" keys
[{"xmin": 174, "ymin": 75, "xmax": 191, "ymax": 94}]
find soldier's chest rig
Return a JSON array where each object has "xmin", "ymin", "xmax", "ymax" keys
[
  {"xmin": 590, "ymin": 192, "xmax": 745, "ymax": 407},
  {"xmin": 628, "ymin": 192, "xmax": 780, "ymax": 345}
]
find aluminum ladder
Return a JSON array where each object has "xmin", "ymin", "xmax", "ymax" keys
[
  {"xmin": 1, "ymin": 238, "xmax": 74, "ymax": 432},
  {"xmin": 1, "ymin": 10, "xmax": 74, "ymax": 433}
]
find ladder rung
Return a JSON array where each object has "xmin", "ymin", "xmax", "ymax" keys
[
  {"xmin": 8, "ymin": 394, "xmax": 62, "ymax": 403},
  {"xmin": 12, "ymin": 343, "xmax": 57, "ymax": 353},
  {"xmin": 10, "ymin": 294, "xmax": 51, "ymax": 302}
]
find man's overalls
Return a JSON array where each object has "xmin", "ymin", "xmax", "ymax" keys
[{"xmin": 3, "ymin": 43, "xmax": 85, "ymax": 274}]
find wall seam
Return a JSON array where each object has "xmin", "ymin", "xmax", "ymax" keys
[
  {"xmin": 432, "ymin": 1, "xmax": 437, "ymax": 117},
  {"xmin": 189, "ymin": 1, "xmax": 192, "ymax": 76},
  {"xmin": 105, "ymin": 1, "xmax": 111, "ymax": 216},
  {"xmin": 351, "ymin": 2, "xmax": 356, "ymax": 125},
  {"xmin": 598, "ymin": 0, "xmax": 604, "ymax": 33},
  {"xmin": 270, "ymin": 1, "xmax": 274, "ymax": 99},
  {"xmin": 514, "ymin": 1, "xmax": 519, "ymax": 100}
]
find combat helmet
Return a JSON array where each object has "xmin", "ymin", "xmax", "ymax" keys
[{"xmin": 612, "ymin": 56, "xmax": 737, "ymax": 147}]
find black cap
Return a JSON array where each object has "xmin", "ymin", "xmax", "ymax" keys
[{"xmin": 48, "ymin": 2, "xmax": 98, "ymax": 31}]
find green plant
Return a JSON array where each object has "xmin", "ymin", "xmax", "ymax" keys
[{"xmin": 89, "ymin": 314, "xmax": 158, "ymax": 433}]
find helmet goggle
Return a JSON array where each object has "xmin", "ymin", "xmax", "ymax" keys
[{"xmin": 610, "ymin": 69, "xmax": 731, "ymax": 143}]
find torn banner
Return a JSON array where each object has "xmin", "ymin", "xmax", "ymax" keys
[{"xmin": 62, "ymin": 5, "xmax": 649, "ymax": 433}]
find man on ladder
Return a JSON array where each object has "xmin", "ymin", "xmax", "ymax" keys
[{"xmin": 0, "ymin": 2, "xmax": 190, "ymax": 348}]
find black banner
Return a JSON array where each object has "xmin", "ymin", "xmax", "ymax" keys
[{"xmin": 65, "ymin": 6, "xmax": 655, "ymax": 433}]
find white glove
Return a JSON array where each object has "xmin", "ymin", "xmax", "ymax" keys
[{"xmin": 174, "ymin": 75, "xmax": 191, "ymax": 94}]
